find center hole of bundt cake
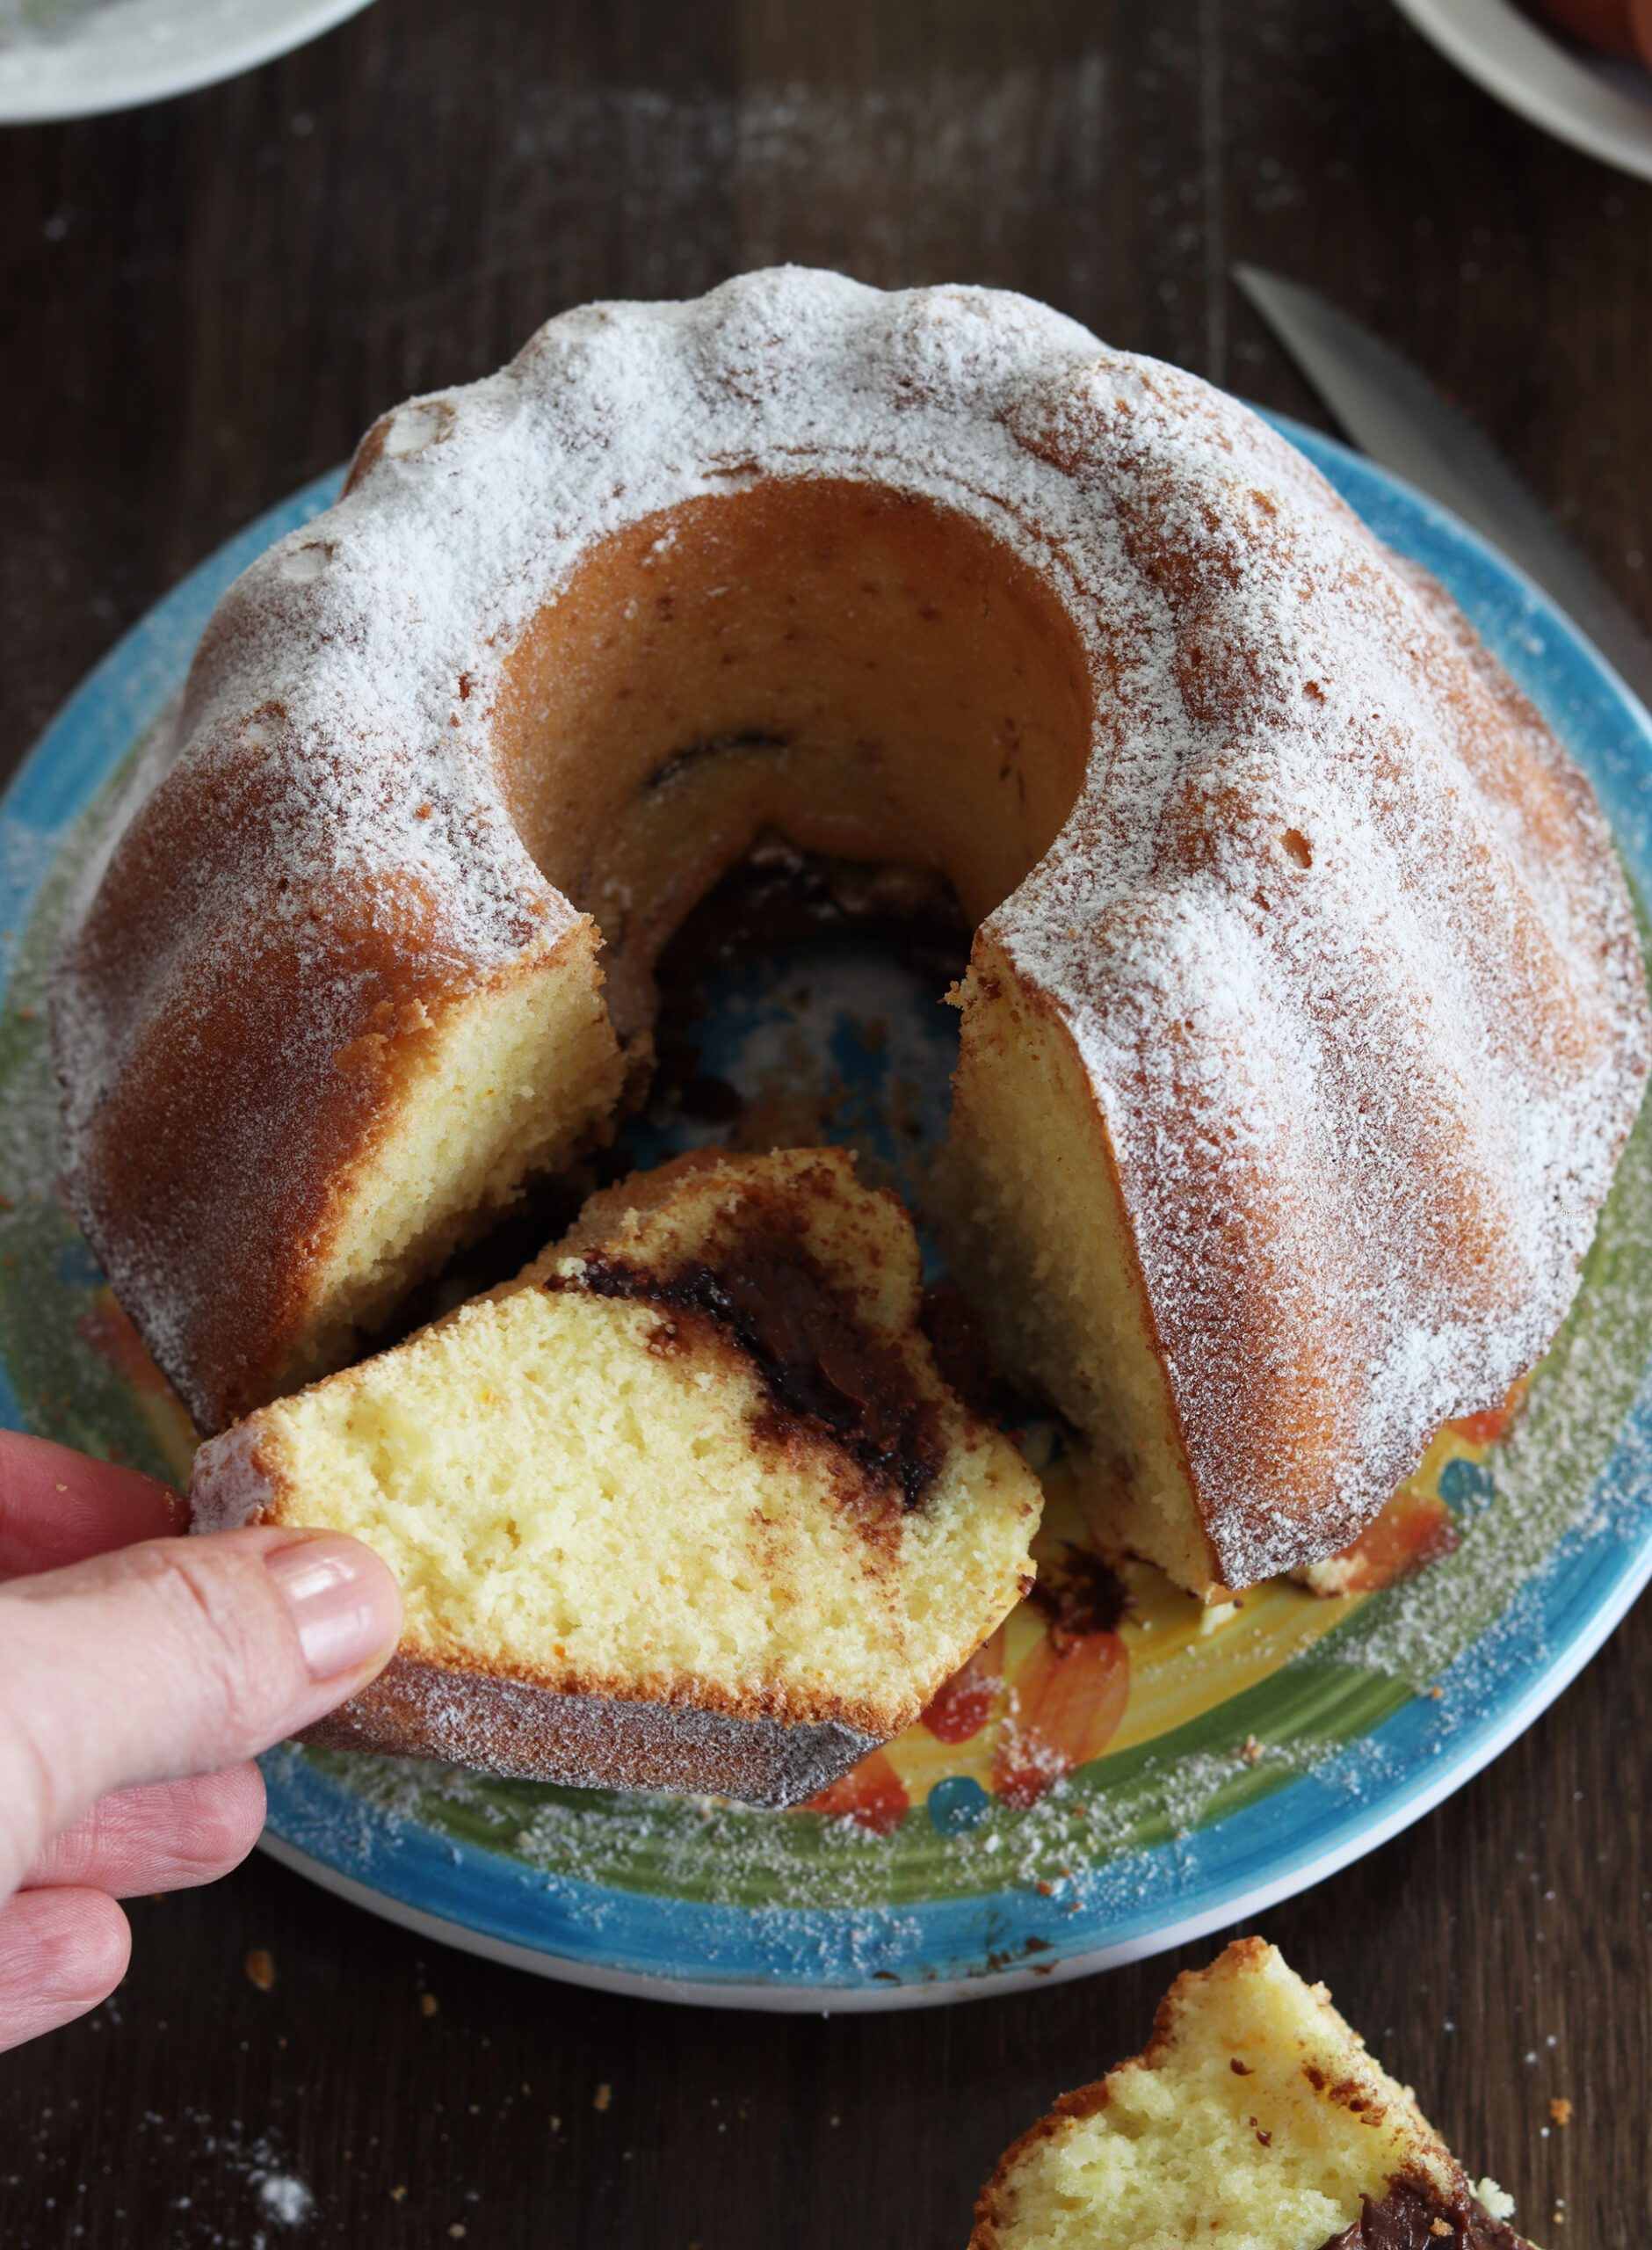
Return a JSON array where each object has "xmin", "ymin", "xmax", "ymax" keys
[{"xmin": 493, "ymin": 477, "xmax": 1092, "ymax": 1034}]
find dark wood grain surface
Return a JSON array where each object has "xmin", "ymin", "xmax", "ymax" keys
[{"xmin": 3, "ymin": 2, "xmax": 1650, "ymax": 2242}]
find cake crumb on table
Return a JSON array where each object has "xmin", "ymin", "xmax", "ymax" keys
[
  {"xmin": 243, "ymin": 1949, "xmax": 274, "ymax": 1992},
  {"xmin": 1550, "ymin": 2096, "xmax": 1573, "ymax": 2125},
  {"xmin": 420, "ymin": 1992, "xmax": 439, "ymax": 2016},
  {"xmin": 594, "ymin": 2083, "xmax": 612, "ymax": 2111}
]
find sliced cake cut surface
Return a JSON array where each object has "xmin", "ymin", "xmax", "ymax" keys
[
  {"xmin": 970, "ymin": 1939, "xmax": 1535, "ymax": 2250},
  {"xmin": 59, "ymin": 272, "xmax": 1648, "ymax": 1602},
  {"xmin": 190, "ymin": 1147, "xmax": 1041, "ymax": 1805}
]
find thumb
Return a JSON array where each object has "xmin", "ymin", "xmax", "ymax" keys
[{"xmin": 0, "ymin": 1527, "xmax": 402, "ymax": 1899}]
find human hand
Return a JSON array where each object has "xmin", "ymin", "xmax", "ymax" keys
[{"xmin": 0, "ymin": 1431, "xmax": 402, "ymax": 2052}]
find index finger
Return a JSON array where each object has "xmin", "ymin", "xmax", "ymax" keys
[{"xmin": 0, "ymin": 1433, "xmax": 185, "ymax": 1579}]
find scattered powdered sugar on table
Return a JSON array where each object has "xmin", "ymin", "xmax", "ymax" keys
[
  {"xmin": 115, "ymin": 2110, "xmax": 317, "ymax": 2244},
  {"xmin": 251, "ymin": 2167, "xmax": 315, "ymax": 2229}
]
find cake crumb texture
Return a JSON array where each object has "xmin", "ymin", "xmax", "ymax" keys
[
  {"xmin": 61, "ymin": 268, "xmax": 1648, "ymax": 1595},
  {"xmin": 970, "ymin": 1938, "xmax": 1535, "ymax": 2250},
  {"xmin": 191, "ymin": 1149, "xmax": 1040, "ymax": 1798}
]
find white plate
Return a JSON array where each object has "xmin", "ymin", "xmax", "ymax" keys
[
  {"xmin": 0, "ymin": 0, "xmax": 374, "ymax": 123},
  {"xmin": 1392, "ymin": 0, "xmax": 1652, "ymax": 178}
]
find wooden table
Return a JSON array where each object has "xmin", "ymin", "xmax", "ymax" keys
[{"xmin": 3, "ymin": 3, "xmax": 1649, "ymax": 2241}]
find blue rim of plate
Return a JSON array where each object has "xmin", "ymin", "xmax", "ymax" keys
[{"xmin": 6, "ymin": 412, "xmax": 1651, "ymax": 2012}]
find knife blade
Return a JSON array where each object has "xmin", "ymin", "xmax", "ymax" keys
[{"xmin": 1231, "ymin": 262, "xmax": 1652, "ymax": 718}]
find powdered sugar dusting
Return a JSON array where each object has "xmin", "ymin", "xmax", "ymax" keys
[
  {"xmin": 253, "ymin": 2168, "xmax": 315, "ymax": 2227},
  {"xmin": 49, "ymin": 269, "xmax": 1648, "ymax": 1571},
  {"xmin": 982, "ymin": 348, "xmax": 1648, "ymax": 1582},
  {"xmin": 300, "ymin": 1651, "xmax": 881, "ymax": 1810}
]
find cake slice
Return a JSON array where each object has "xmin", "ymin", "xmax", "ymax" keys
[
  {"xmin": 191, "ymin": 1147, "xmax": 1040, "ymax": 1807},
  {"xmin": 970, "ymin": 1939, "xmax": 1535, "ymax": 2249}
]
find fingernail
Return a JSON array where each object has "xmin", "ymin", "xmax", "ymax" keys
[{"xmin": 265, "ymin": 1535, "xmax": 402, "ymax": 1680}]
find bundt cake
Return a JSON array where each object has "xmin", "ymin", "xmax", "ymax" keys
[
  {"xmin": 54, "ymin": 268, "xmax": 1648, "ymax": 1596},
  {"xmin": 188, "ymin": 1148, "xmax": 1040, "ymax": 1804},
  {"xmin": 969, "ymin": 1938, "xmax": 1534, "ymax": 2248}
]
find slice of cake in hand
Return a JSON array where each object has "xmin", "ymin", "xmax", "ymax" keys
[
  {"xmin": 971, "ymin": 1938, "xmax": 1536, "ymax": 2249},
  {"xmin": 190, "ymin": 1147, "xmax": 1041, "ymax": 1808}
]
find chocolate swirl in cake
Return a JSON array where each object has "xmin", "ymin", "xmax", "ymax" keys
[
  {"xmin": 569, "ymin": 1237, "xmax": 946, "ymax": 1509},
  {"xmin": 1322, "ymin": 2174, "xmax": 1531, "ymax": 2250}
]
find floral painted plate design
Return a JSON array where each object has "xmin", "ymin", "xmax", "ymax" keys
[{"xmin": 3, "ymin": 415, "xmax": 1650, "ymax": 2009}]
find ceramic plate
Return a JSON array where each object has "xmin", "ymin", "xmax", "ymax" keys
[
  {"xmin": 4, "ymin": 414, "xmax": 1651, "ymax": 2011},
  {"xmin": 1392, "ymin": 0, "xmax": 1652, "ymax": 180},
  {"xmin": 0, "ymin": 0, "xmax": 374, "ymax": 124}
]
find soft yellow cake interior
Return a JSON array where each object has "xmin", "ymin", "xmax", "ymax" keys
[
  {"xmin": 291, "ymin": 920, "xmax": 627, "ymax": 1394},
  {"xmin": 972, "ymin": 1939, "xmax": 1525, "ymax": 2250},
  {"xmin": 934, "ymin": 939, "xmax": 1214, "ymax": 1595},
  {"xmin": 243, "ymin": 479, "xmax": 1094, "ymax": 1419},
  {"xmin": 193, "ymin": 1148, "xmax": 1040, "ymax": 1738}
]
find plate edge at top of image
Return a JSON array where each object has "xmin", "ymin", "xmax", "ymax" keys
[
  {"xmin": 0, "ymin": 0, "xmax": 375, "ymax": 123},
  {"xmin": 1392, "ymin": 0, "xmax": 1652, "ymax": 178}
]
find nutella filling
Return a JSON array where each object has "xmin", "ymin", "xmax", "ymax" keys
[
  {"xmin": 917, "ymin": 1279, "xmax": 996, "ymax": 1418},
  {"xmin": 1027, "ymin": 1542, "xmax": 1131, "ymax": 1647},
  {"xmin": 1321, "ymin": 2174, "xmax": 1530, "ymax": 2250},
  {"xmin": 566, "ymin": 1236, "xmax": 946, "ymax": 1509}
]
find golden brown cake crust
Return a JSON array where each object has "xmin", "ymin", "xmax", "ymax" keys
[
  {"xmin": 59, "ymin": 908, "xmax": 606, "ymax": 1431},
  {"xmin": 298, "ymin": 1651, "xmax": 880, "ymax": 1807},
  {"xmin": 198, "ymin": 1410, "xmax": 943, "ymax": 1747},
  {"xmin": 967, "ymin": 1940, "xmax": 1534, "ymax": 2250},
  {"xmin": 968, "ymin": 2082, "xmax": 1112, "ymax": 2248},
  {"xmin": 56, "ymin": 272, "xmax": 1648, "ymax": 1595},
  {"xmin": 192, "ymin": 1148, "xmax": 1040, "ymax": 1805}
]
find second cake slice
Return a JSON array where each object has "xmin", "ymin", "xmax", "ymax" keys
[{"xmin": 191, "ymin": 1147, "xmax": 1041, "ymax": 1807}]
